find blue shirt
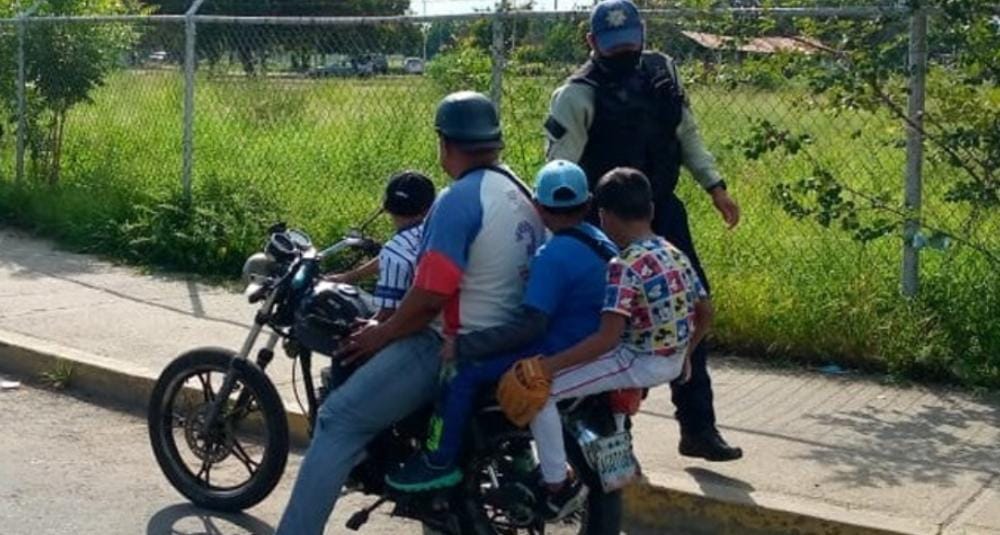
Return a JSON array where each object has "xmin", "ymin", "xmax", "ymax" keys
[{"xmin": 522, "ymin": 222, "xmax": 619, "ymax": 355}]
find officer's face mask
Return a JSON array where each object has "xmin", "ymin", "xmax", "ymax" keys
[{"xmin": 595, "ymin": 49, "xmax": 642, "ymax": 80}]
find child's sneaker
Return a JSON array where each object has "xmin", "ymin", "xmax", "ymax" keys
[
  {"xmin": 385, "ymin": 454, "xmax": 462, "ymax": 493},
  {"xmin": 542, "ymin": 476, "xmax": 589, "ymax": 521}
]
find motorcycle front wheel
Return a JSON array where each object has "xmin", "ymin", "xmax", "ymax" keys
[{"xmin": 147, "ymin": 348, "xmax": 289, "ymax": 511}]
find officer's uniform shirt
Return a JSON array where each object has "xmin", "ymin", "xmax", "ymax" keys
[{"xmin": 545, "ymin": 54, "xmax": 723, "ymax": 190}]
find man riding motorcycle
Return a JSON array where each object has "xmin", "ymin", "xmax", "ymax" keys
[{"xmin": 275, "ymin": 91, "xmax": 545, "ymax": 535}]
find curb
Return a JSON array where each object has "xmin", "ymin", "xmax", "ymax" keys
[
  {"xmin": 0, "ymin": 328, "xmax": 314, "ymax": 447},
  {"xmin": 0, "ymin": 329, "xmax": 927, "ymax": 535},
  {"xmin": 622, "ymin": 472, "xmax": 931, "ymax": 535}
]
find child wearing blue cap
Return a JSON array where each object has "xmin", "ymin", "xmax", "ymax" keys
[
  {"xmin": 519, "ymin": 167, "xmax": 712, "ymax": 510},
  {"xmin": 386, "ymin": 160, "xmax": 617, "ymax": 519}
]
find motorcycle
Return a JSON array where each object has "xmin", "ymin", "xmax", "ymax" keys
[{"xmin": 147, "ymin": 223, "xmax": 639, "ymax": 534}]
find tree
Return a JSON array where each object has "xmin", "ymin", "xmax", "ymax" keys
[
  {"xmin": 144, "ymin": 0, "xmax": 418, "ymax": 75},
  {"xmin": 751, "ymin": 0, "xmax": 999, "ymax": 259},
  {"xmin": 1, "ymin": 0, "xmax": 143, "ymax": 185}
]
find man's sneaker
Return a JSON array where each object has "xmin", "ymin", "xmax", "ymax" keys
[
  {"xmin": 542, "ymin": 477, "xmax": 589, "ymax": 521},
  {"xmin": 679, "ymin": 428, "xmax": 743, "ymax": 462},
  {"xmin": 385, "ymin": 454, "xmax": 462, "ymax": 493}
]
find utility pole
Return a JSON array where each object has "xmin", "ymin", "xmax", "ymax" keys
[
  {"xmin": 901, "ymin": 8, "xmax": 927, "ymax": 297},
  {"xmin": 422, "ymin": 0, "xmax": 428, "ymax": 61}
]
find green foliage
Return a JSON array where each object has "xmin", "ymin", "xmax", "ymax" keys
[
  {"xmin": 110, "ymin": 178, "xmax": 281, "ymax": 275},
  {"xmin": 426, "ymin": 39, "xmax": 492, "ymax": 94},
  {"xmin": 0, "ymin": 0, "xmax": 141, "ymax": 184},
  {"xmin": 736, "ymin": 1, "xmax": 1000, "ymax": 264},
  {"xmin": 40, "ymin": 360, "xmax": 75, "ymax": 390},
  {"xmin": 539, "ymin": 19, "xmax": 587, "ymax": 65}
]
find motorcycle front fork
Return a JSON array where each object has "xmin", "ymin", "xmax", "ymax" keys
[{"xmin": 204, "ymin": 328, "xmax": 281, "ymax": 428}]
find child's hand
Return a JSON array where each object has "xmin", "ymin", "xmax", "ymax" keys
[
  {"xmin": 674, "ymin": 351, "xmax": 693, "ymax": 385},
  {"xmin": 324, "ymin": 272, "xmax": 350, "ymax": 283}
]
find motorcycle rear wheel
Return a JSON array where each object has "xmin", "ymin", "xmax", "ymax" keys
[
  {"xmin": 147, "ymin": 348, "xmax": 289, "ymax": 511},
  {"xmin": 458, "ymin": 432, "xmax": 621, "ymax": 535}
]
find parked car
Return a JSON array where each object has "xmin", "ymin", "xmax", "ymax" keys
[
  {"xmin": 352, "ymin": 57, "xmax": 376, "ymax": 77},
  {"xmin": 307, "ymin": 58, "xmax": 373, "ymax": 78},
  {"xmin": 358, "ymin": 54, "xmax": 389, "ymax": 74},
  {"xmin": 148, "ymin": 50, "xmax": 168, "ymax": 62},
  {"xmin": 403, "ymin": 57, "xmax": 425, "ymax": 75}
]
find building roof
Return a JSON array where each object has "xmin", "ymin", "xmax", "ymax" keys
[{"xmin": 681, "ymin": 31, "xmax": 827, "ymax": 54}]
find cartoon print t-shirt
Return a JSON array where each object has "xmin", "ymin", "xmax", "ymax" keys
[{"xmin": 603, "ymin": 236, "xmax": 707, "ymax": 356}]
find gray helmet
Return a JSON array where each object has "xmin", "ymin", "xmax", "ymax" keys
[{"xmin": 434, "ymin": 91, "xmax": 503, "ymax": 150}]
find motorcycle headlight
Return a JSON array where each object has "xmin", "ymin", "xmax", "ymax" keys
[{"xmin": 242, "ymin": 252, "xmax": 276, "ymax": 288}]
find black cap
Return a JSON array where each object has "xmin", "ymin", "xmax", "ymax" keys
[{"xmin": 383, "ymin": 171, "xmax": 436, "ymax": 217}]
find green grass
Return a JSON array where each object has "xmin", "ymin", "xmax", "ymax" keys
[{"xmin": 0, "ymin": 70, "xmax": 997, "ymax": 388}]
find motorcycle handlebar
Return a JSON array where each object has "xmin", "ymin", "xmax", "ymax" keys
[{"xmin": 317, "ymin": 235, "xmax": 380, "ymax": 260}]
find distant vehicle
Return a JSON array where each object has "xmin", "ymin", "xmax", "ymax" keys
[
  {"xmin": 148, "ymin": 50, "xmax": 168, "ymax": 62},
  {"xmin": 307, "ymin": 58, "xmax": 373, "ymax": 78},
  {"xmin": 358, "ymin": 54, "xmax": 389, "ymax": 74},
  {"xmin": 403, "ymin": 57, "xmax": 425, "ymax": 75},
  {"xmin": 352, "ymin": 58, "xmax": 375, "ymax": 77}
]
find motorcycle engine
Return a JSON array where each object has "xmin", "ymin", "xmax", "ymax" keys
[{"xmin": 293, "ymin": 282, "xmax": 372, "ymax": 357}]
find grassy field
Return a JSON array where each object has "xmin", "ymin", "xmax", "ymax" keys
[{"xmin": 1, "ymin": 70, "xmax": 997, "ymax": 388}]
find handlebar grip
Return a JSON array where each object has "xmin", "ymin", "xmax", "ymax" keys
[{"xmin": 361, "ymin": 239, "xmax": 382, "ymax": 256}]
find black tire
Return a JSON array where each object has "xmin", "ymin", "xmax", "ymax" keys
[
  {"xmin": 458, "ymin": 431, "xmax": 616, "ymax": 535},
  {"xmin": 566, "ymin": 438, "xmax": 622, "ymax": 535},
  {"xmin": 148, "ymin": 348, "xmax": 289, "ymax": 512}
]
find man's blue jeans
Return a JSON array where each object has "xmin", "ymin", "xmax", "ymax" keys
[{"xmin": 275, "ymin": 329, "xmax": 442, "ymax": 535}]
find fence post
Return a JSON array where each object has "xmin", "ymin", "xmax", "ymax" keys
[
  {"xmin": 901, "ymin": 7, "xmax": 927, "ymax": 297},
  {"xmin": 15, "ymin": 15, "xmax": 26, "ymax": 182},
  {"xmin": 14, "ymin": 2, "xmax": 41, "ymax": 183},
  {"xmin": 182, "ymin": 0, "xmax": 206, "ymax": 203},
  {"xmin": 490, "ymin": 9, "xmax": 505, "ymax": 113}
]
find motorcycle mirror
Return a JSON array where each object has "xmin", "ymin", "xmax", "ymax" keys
[
  {"xmin": 287, "ymin": 229, "xmax": 313, "ymax": 250},
  {"xmin": 356, "ymin": 207, "xmax": 384, "ymax": 235}
]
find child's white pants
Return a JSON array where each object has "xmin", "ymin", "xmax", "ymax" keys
[{"xmin": 530, "ymin": 346, "xmax": 683, "ymax": 484}]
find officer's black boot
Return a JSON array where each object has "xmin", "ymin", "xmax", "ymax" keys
[{"xmin": 679, "ymin": 428, "xmax": 743, "ymax": 462}]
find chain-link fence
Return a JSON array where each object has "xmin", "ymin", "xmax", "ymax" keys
[{"xmin": 1, "ymin": 5, "xmax": 997, "ymax": 384}]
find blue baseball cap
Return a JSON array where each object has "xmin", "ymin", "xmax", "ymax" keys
[
  {"xmin": 535, "ymin": 160, "xmax": 591, "ymax": 208},
  {"xmin": 590, "ymin": 0, "xmax": 644, "ymax": 54}
]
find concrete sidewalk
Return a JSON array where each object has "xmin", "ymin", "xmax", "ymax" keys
[{"xmin": 1, "ymin": 227, "xmax": 997, "ymax": 534}]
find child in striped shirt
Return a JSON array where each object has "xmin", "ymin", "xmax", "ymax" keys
[{"xmin": 328, "ymin": 171, "xmax": 436, "ymax": 321}]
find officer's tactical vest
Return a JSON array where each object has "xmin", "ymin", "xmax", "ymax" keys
[{"xmin": 570, "ymin": 51, "xmax": 685, "ymax": 203}]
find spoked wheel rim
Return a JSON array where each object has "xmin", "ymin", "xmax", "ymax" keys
[
  {"xmin": 156, "ymin": 364, "xmax": 273, "ymax": 494},
  {"xmin": 466, "ymin": 440, "xmax": 587, "ymax": 535}
]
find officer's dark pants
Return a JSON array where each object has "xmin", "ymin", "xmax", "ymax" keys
[{"xmin": 653, "ymin": 194, "xmax": 716, "ymax": 436}]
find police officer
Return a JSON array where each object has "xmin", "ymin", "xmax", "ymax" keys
[{"xmin": 545, "ymin": 0, "xmax": 743, "ymax": 461}]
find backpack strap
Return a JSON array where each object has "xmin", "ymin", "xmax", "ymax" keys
[
  {"xmin": 556, "ymin": 227, "xmax": 615, "ymax": 263},
  {"xmin": 464, "ymin": 165, "xmax": 534, "ymax": 202}
]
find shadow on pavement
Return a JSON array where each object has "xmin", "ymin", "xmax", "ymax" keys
[
  {"xmin": 147, "ymin": 503, "xmax": 274, "ymax": 535},
  {"xmin": 0, "ymin": 229, "xmax": 251, "ymax": 329},
  {"xmin": 685, "ymin": 466, "xmax": 757, "ymax": 505},
  {"xmin": 796, "ymin": 397, "xmax": 1000, "ymax": 488}
]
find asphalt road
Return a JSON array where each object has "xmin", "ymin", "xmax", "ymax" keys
[{"xmin": 0, "ymin": 376, "xmax": 424, "ymax": 535}]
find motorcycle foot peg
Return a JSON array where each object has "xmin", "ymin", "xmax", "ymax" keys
[
  {"xmin": 345, "ymin": 510, "xmax": 369, "ymax": 531},
  {"xmin": 346, "ymin": 497, "xmax": 387, "ymax": 531}
]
